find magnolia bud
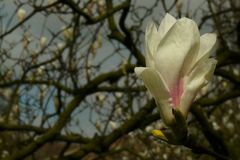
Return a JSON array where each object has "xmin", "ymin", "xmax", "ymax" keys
[
  {"xmin": 176, "ymin": 0, "xmax": 182, "ymax": 13},
  {"xmin": 37, "ymin": 66, "xmax": 45, "ymax": 77},
  {"xmin": 48, "ymin": 0, "xmax": 56, "ymax": 5},
  {"xmin": 97, "ymin": 34, "xmax": 103, "ymax": 47},
  {"xmin": 233, "ymin": 68, "xmax": 239, "ymax": 76},
  {"xmin": 226, "ymin": 122, "xmax": 234, "ymax": 133},
  {"xmin": 40, "ymin": 36, "xmax": 47, "ymax": 48},
  {"xmin": 90, "ymin": 42, "xmax": 98, "ymax": 57},
  {"xmin": 95, "ymin": 120, "xmax": 101, "ymax": 131},
  {"xmin": 23, "ymin": 34, "xmax": 31, "ymax": 48},
  {"xmin": 96, "ymin": 92, "xmax": 105, "ymax": 102},
  {"xmin": 115, "ymin": 92, "xmax": 123, "ymax": 98},
  {"xmin": 17, "ymin": 8, "xmax": 26, "ymax": 22},
  {"xmin": 57, "ymin": 42, "xmax": 65, "ymax": 51},
  {"xmin": 115, "ymin": 106, "xmax": 122, "ymax": 116},
  {"xmin": 62, "ymin": 27, "xmax": 73, "ymax": 40},
  {"xmin": 109, "ymin": 121, "xmax": 117, "ymax": 130},
  {"xmin": 145, "ymin": 126, "xmax": 153, "ymax": 132}
]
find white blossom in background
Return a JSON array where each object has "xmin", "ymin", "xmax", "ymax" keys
[
  {"xmin": 226, "ymin": 122, "xmax": 235, "ymax": 133},
  {"xmin": 176, "ymin": 0, "xmax": 182, "ymax": 14},
  {"xmin": 145, "ymin": 125, "xmax": 153, "ymax": 132},
  {"xmin": 97, "ymin": 0, "xmax": 105, "ymax": 14},
  {"xmin": 222, "ymin": 115, "xmax": 229, "ymax": 125},
  {"xmin": 186, "ymin": 156, "xmax": 193, "ymax": 160},
  {"xmin": 97, "ymin": 34, "xmax": 103, "ymax": 47},
  {"xmin": 236, "ymin": 113, "xmax": 240, "ymax": 121},
  {"xmin": 40, "ymin": 36, "xmax": 47, "ymax": 48},
  {"xmin": 51, "ymin": 61, "xmax": 59, "ymax": 69},
  {"xmin": 174, "ymin": 147, "xmax": 181, "ymax": 156},
  {"xmin": 83, "ymin": 8, "xmax": 89, "ymax": 14},
  {"xmin": 23, "ymin": 34, "xmax": 31, "ymax": 49},
  {"xmin": 154, "ymin": 121, "xmax": 165, "ymax": 130},
  {"xmin": 212, "ymin": 121, "xmax": 220, "ymax": 130},
  {"xmin": 122, "ymin": 156, "xmax": 129, "ymax": 160},
  {"xmin": 115, "ymin": 92, "xmax": 123, "ymax": 98},
  {"xmin": 163, "ymin": 153, "xmax": 168, "ymax": 160},
  {"xmin": 233, "ymin": 68, "xmax": 239, "ymax": 76},
  {"xmin": 115, "ymin": 105, "xmax": 122, "ymax": 116},
  {"xmin": 98, "ymin": 0, "xmax": 104, "ymax": 5},
  {"xmin": 62, "ymin": 27, "xmax": 73, "ymax": 40},
  {"xmin": 40, "ymin": 85, "xmax": 47, "ymax": 99},
  {"xmin": 139, "ymin": 150, "xmax": 149, "ymax": 158},
  {"xmin": 4, "ymin": 69, "xmax": 13, "ymax": 81},
  {"xmin": 95, "ymin": 120, "xmax": 101, "ymax": 131},
  {"xmin": 0, "ymin": 88, "xmax": 12, "ymax": 98},
  {"xmin": 37, "ymin": 66, "xmax": 45, "ymax": 77},
  {"xmin": 210, "ymin": 114, "xmax": 216, "ymax": 121},
  {"xmin": 17, "ymin": 8, "xmax": 26, "ymax": 22},
  {"xmin": 109, "ymin": 121, "xmax": 117, "ymax": 130},
  {"xmin": 41, "ymin": 84, "xmax": 47, "ymax": 91},
  {"xmin": 1, "ymin": 150, "xmax": 9, "ymax": 158},
  {"xmin": 8, "ymin": 104, "xmax": 20, "ymax": 124},
  {"xmin": 90, "ymin": 41, "xmax": 98, "ymax": 57},
  {"xmin": 48, "ymin": 0, "xmax": 56, "ymax": 5},
  {"xmin": 57, "ymin": 42, "xmax": 65, "ymax": 51},
  {"xmin": 228, "ymin": 109, "xmax": 233, "ymax": 115},
  {"xmin": 135, "ymin": 13, "xmax": 217, "ymax": 125},
  {"xmin": 96, "ymin": 92, "xmax": 105, "ymax": 102}
]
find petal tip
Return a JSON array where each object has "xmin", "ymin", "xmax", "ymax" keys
[
  {"xmin": 134, "ymin": 67, "xmax": 145, "ymax": 76},
  {"xmin": 163, "ymin": 13, "xmax": 176, "ymax": 20}
]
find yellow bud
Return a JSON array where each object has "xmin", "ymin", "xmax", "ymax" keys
[{"xmin": 151, "ymin": 129, "xmax": 168, "ymax": 141}]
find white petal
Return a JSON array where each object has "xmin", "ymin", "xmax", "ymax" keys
[
  {"xmin": 155, "ymin": 17, "xmax": 200, "ymax": 88},
  {"xmin": 196, "ymin": 33, "xmax": 217, "ymax": 63},
  {"xmin": 134, "ymin": 67, "xmax": 169, "ymax": 100},
  {"xmin": 145, "ymin": 36, "xmax": 155, "ymax": 68},
  {"xmin": 156, "ymin": 100, "xmax": 175, "ymax": 126},
  {"xmin": 145, "ymin": 14, "xmax": 176, "ymax": 68},
  {"xmin": 180, "ymin": 58, "xmax": 217, "ymax": 117},
  {"xmin": 145, "ymin": 22, "xmax": 158, "ymax": 52},
  {"xmin": 134, "ymin": 67, "xmax": 175, "ymax": 125},
  {"xmin": 158, "ymin": 13, "xmax": 177, "ymax": 41},
  {"xmin": 145, "ymin": 22, "xmax": 159, "ymax": 67}
]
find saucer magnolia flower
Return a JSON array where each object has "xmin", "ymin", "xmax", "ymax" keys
[{"xmin": 135, "ymin": 13, "xmax": 217, "ymax": 126}]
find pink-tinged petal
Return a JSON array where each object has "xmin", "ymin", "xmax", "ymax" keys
[
  {"xmin": 134, "ymin": 67, "xmax": 169, "ymax": 100},
  {"xmin": 155, "ymin": 17, "xmax": 200, "ymax": 89},
  {"xmin": 169, "ymin": 78, "xmax": 184, "ymax": 108},
  {"xmin": 158, "ymin": 13, "xmax": 177, "ymax": 41},
  {"xmin": 134, "ymin": 67, "xmax": 175, "ymax": 125},
  {"xmin": 180, "ymin": 58, "xmax": 217, "ymax": 117}
]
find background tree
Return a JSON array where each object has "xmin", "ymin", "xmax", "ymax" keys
[{"xmin": 0, "ymin": 0, "xmax": 239, "ymax": 159}]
